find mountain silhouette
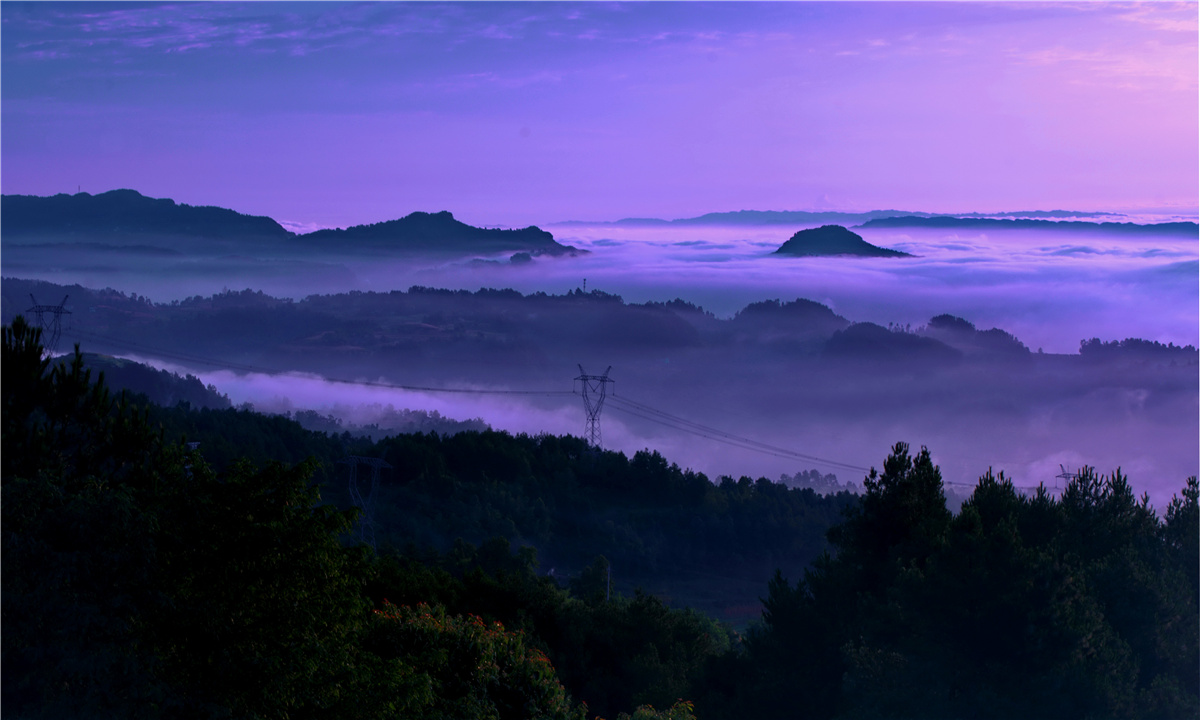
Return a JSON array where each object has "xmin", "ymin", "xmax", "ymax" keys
[
  {"xmin": 858, "ymin": 216, "xmax": 1199, "ymax": 235},
  {"xmin": 296, "ymin": 210, "xmax": 579, "ymax": 256},
  {"xmin": 2, "ymin": 190, "xmax": 581, "ymax": 257},
  {"xmin": 1, "ymin": 189, "xmax": 293, "ymax": 240},
  {"xmin": 556, "ymin": 209, "xmax": 1115, "ymax": 227},
  {"xmin": 773, "ymin": 225, "xmax": 912, "ymax": 258}
]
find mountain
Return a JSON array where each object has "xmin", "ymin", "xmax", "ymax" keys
[
  {"xmin": 858, "ymin": 216, "xmax": 1200, "ymax": 235},
  {"xmin": 772, "ymin": 224, "xmax": 912, "ymax": 258},
  {"xmin": 297, "ymin": 210, "xmax": 581, "ymax": 256},
  {"xmin": 1, "ymin": 190, "xmax": 582, "ymax": 259},
  {"xmin": 1, "ymin": 189, "xmax": 293, "ymax": 240},
  {"xmin": 556, "ymin": 209, "xmax": 1118, "ymax": 227},
  {"xmin": 557, "ymin": 209, "xmax": 931, "ymax": 227}
]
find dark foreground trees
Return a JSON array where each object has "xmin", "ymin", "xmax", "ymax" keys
[
  {"xmin": 699, "ymin": 444, "xmax": 1199, "ymax": 720},
  {"xmin": 5, "ymin": 315, "xmax": 1196, "ymax": 719},
  {"xmin": 2, "ymin": 317, "xmax": 602, "ymax": 720}
]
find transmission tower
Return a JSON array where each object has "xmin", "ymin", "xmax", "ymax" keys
[
  {"xmin": 1055, "ymin": 464, "xmax": 1080, "ymax": 491},
  {"xmin": 574, "ymin": 365, "xmax": 614, "ymax": 447},
  {"xmin": 339, "ymin": 455, "xmax": 392, "ymax": 549},
  {"xmin": 26, "ymin": 294, "xmax": 71, "ymax": 355}
]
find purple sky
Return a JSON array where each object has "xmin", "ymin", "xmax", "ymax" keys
[{"xmin": 2, "ymin": 2, "xmax": 1197, "ymax": 229}]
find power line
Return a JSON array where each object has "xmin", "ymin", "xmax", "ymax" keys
[
  {"xmin": 69, "ymin": 329, "xmax": 869, "ymax": 471},
  {"xmin": 608, "ymin": 401, "xmax": 837, "ymax": 465},
  {"xmin": 606, "ymin": 395, "xmax": 870, "ymax": 473},
  {"xmin": 944, "ymin": 479, "xmax": 1060, "ymax": 492}
]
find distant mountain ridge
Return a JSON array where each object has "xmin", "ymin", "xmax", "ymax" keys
[
  {"xmin": 556, "ymin": 208, "xmax": 1121, "ymax": 227},
  {"xmin": 858, "ymin": 216, "xmax": 1199, "ymax": 235},
  {"xmin": 1, "ymin": 189, "xmax": 580, "ymax": 257},
  {"xmin": 2, "ymin": 189, "xmax": 293, "ymax": 239}
]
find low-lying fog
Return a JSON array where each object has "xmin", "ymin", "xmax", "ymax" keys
[
  {"xmin": 9, "ymin": 222, "xmax": 1196, "ymax": 355},
  {"xmin": 6, "ymin": 220, "xmax": 1197, "ymax": 507},
  {"xmin": 131, "ymin": 346, "xmax": 1196, "ymax": 510}
]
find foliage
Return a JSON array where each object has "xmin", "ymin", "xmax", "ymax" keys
[
  {"xmin": 4, "ymin": 315, "xmax": 177, "ymax": 716},
  {"xmin": 368, "ymin": 431, "xmax": 853, "ymax": 621},
  {"xmin": 363, "ymin": 602, "xmax": 585, "ymax": 720},
  {"xmin": 615, "ymin": 700, "xmax": 697, "ymax": 720},
  {"xmin": 701, "ymin": 443, "xmax": 1200, "ymax": 720},
  {"xmin": 4, "ymin": 316, "xmax": 375, "ymax": 718},
  {"xmin": 367, "ymin": 539, "xmax": 730, "ymax": 720},
  {"xmin": 3, "ymin": 317, "xmax": 705, "ymax": 720},
  {"xmin": 8, "ymin": 314, "xmax": 1195, "ymax": 720}
]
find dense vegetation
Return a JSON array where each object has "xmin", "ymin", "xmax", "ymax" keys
[
  {"xmin": 104, "ymin": 358, "xmax": 856, "ymax": 624},
  {"xmin": 4, "ymin": 318, "xmax": 1197, "ymax": 719},
  {"xmin": 697, "ymin": 448, "xmax": 1199, "ymax": 719},
  {"xmin": 5, "ymin": 317, "xmax": 707, "ymax": 720}
]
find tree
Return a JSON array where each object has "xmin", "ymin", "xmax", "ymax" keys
[
  {"xmin": 707, "ymin": 445, "xmax": 1200, "ymax": 720},
  {"xmin": 3, "ymin": 316, "xmax": 177, "ymax": 716},
  {"xmin": 3, "ymin": 317, "xmax": 370, "ymax": 718},
  {"xmin": 362, "ymin": 602, "xmax": 586, "ymax": 720}
]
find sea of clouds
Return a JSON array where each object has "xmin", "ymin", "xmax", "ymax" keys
[{"xmin": 15, "ymin": 219, "xmax": 1198, "ymax": 506}]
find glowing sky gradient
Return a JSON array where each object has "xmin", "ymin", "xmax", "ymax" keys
[{"xmin": 2, "ymin": 2, "xmax": 1197, "ymax": 229}]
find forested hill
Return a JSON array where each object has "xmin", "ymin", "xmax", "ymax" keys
[
  {"xmin": 6, "ymin": 277, "xmax": 1196, "ymax": 494},
  {"xmin": 77, "ymin": 352, "xmax": 232, "ymax": 410},
  {"xmin": 130, "ymin": 388, "xmax": 858, "ymax": 624},
  {"xmin": 6, "ymin": 275, "xmax": 1195, "ymax": 394}
]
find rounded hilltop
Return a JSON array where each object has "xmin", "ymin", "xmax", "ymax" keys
[{"xmin": 773, "ymin": 224, "xmax": 912, "ymax": 258}]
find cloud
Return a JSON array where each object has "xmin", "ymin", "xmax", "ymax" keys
[
  {"xmin": 5, "ymin": 4, "xmax": 446, "ymax": 61},
  {"xmin": 1111, "ymin": 4, "xmax": 1198, "ymax": 34},
  {"xmin": 1045, "ymin": 245, "xmax": 1103, "ymax": 256},
  {"xmin": 1013, "ymin": 42, "xmax": 1197, "ymax": 91}
]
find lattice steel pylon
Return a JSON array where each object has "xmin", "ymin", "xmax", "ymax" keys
[
  {"xmin": 575, "ymin": 365, "xmax": 614, "ymax": 448},
  {"xmin": 1055, "ymin": 464, "xmax": 1080, "ymax": 492},
  {"xmin": 339, "ymin": 455, "xmax": 392, "ymax": 548},
  {"xmin": 26, "ymin": 294, "xmax": 71, "ymax": 355}
]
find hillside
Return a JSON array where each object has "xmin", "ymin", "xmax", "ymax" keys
[{"xmin": 78, "ymin": 352, "xmax": 232, "ymax": 410}]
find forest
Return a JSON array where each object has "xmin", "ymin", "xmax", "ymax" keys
[
  {"xmin": 4, "ymin": 275, "xmax": 1196, "ymax": 505},
  {"xmin": 4, "ymin": 316, "xmax": 1197, "ymax": 719}
]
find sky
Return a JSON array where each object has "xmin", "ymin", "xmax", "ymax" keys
[{"xmin": 2, "ymin": 2, "xmax": 1197, "ymax": 229}]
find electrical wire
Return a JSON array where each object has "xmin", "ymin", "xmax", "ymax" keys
[
  {"xmin": 70, "ymin": 329, "xmax": 879, "ymax": 473},
  {"xmin": 606, "ymin": 395, "xmax": 870, "ymax": 473},
  {"xmin": 606, "ymin": 401, "xmax": 825, "ymax": 463}
]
